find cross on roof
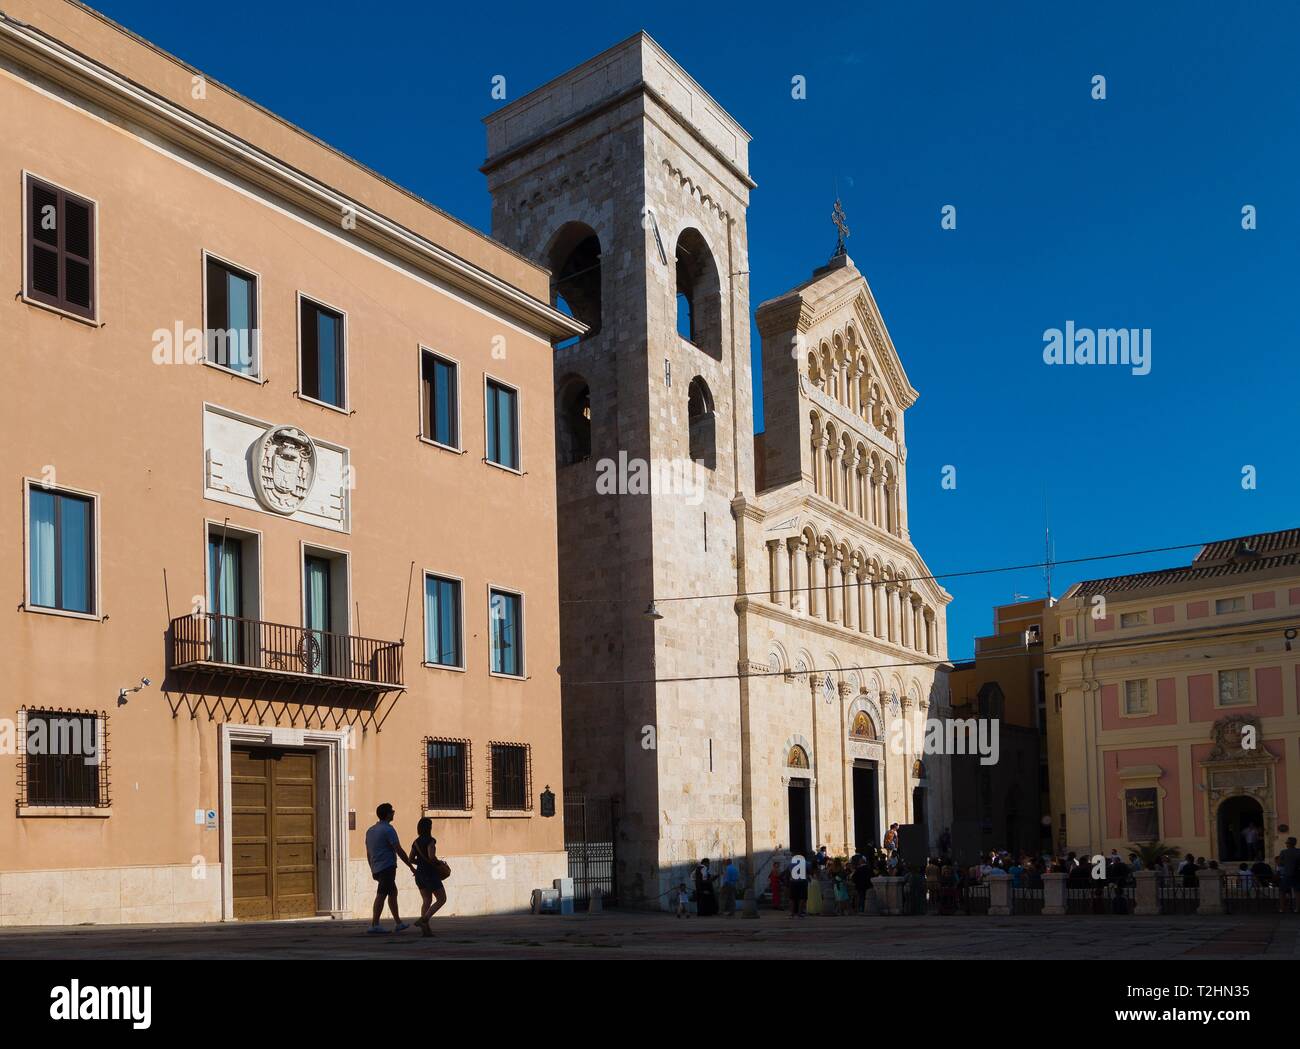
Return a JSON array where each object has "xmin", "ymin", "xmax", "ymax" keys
[{"xmin": 831, "ymin": 198, "xmax": 850, "ymax": 257}]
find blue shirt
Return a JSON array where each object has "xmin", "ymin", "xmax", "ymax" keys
[
  {"xmin": 365, "ymin": 820, "xmax": 399, "ymax": 874},
  {"xmin": 723, "ymin": 863, "xmax": 740, "ymax": 885}
]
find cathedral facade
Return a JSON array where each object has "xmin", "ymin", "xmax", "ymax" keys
[{"xmin": 483, "ymin": 33, "xmax": 951, "ymax": 904}]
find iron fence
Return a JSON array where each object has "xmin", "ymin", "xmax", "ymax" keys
[
  {"xmin": 1013, "ymin": 886, "xmax": 1044, "ymax": 915},
  {"xmin": 959, "ymin": 883, "xmax": 989, "ymax": 915},
  {"xmin": 1223, "ymin": 875, "xmax": 1278, "ymax": 914},
  {"xmin": 1158, "ymin": 882, "xmax": 1200, "ymax": 914}
]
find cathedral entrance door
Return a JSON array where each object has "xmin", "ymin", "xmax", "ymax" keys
[
  {"xmin": 853, "ymin": 763, "xmax": 879, "ymax": 853},
  {"xmin": 788, "ymin": 778, "xmax": 811, "ymax": 857}
]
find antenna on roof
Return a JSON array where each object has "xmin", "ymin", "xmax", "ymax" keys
[{"xmin": 1044, "ymin": 494, "xmax": 1053, "ymax": 601}]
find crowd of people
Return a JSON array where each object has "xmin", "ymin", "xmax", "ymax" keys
[{"xmin": 682, "ymin": 831, "xmax": 1300, "ymax": 917}]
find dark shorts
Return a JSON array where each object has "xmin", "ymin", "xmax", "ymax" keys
[
  {"xmin": 789, "ymin": 880, "xmax": 808, "ymax": 901},
  {"xmin": 372, "ymin": 867, "xmax": 398, "ymax": 895},
  {"xmin": 1280, "ymin": 875, "xmax": 1299, "ymax": 892},
  {"xmin": 416, "ymin": 870, "xmax": 444, "ymax": 894}
]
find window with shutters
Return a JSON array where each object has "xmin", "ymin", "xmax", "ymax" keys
[
  {"xmin": 25, "ymin": 174, "xmax": 96, "ymax": 321},
  {"xmin": 489, "ymin": 742, "xmax": 531, "ymax": 812},
  {"xmin": 298, "ymin": 294, "xmax": 347, "ymax": 410}
]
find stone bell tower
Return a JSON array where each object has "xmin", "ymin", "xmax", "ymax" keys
[{"xmin": 483, "ymin": 33, "xmax": 756, "ymax": 902}]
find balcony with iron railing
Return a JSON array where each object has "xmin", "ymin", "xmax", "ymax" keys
[{"xmin": 169, "ymin": 613, "xmax": 403, "ymax": 694}]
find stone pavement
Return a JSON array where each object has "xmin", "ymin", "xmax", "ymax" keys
[{"xmin": 0, "ymin": 910, "xmax": 1295, "ymax": 960}]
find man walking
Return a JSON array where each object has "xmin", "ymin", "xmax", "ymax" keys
[{"xmin": 366, "ymin": 802, "xmax": 415, "ymax": 934}]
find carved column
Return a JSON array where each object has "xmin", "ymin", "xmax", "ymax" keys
[
  {"xmin": 767, "ymin": 540, "xmax": 782, "ymax": 603},
  {"xmin": 811, "ymin": 548, "xmax": 827, "ymax": 619},
  {"xmin": 811, "ymin": 432, "xmax": 826, "ymax": 496},
  {"xmin": 844, "ymin": 566, "xmax": 858, "ymax": 631},
  {"xmin": 899, "ymin": 588, "xmax": 910, "ymax": 648},
  {"xmin": 827, "ymin": 555, "xmax": 842, "ymax": 624},
  {"xmin": 886, "ymin": 584, "xmax": 898, "ymax": 642},
  {"xmin": 858, "ymin": 569, "xmax": 871, "ymax": 634},
  {"xmin": 872, "ymin": 581, "xmax": 884, "ymax": 638},
  {"xmin": 789, "ymin": 536, "xmax": 808, "ymax": 614}
]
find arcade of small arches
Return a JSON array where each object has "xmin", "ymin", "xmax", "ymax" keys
[
  {"xmin": 765, "ymin": 528, "xmax": 940, "ymax": 656},
  {"xmin": 811, "ymin": 410, "xmax": 901, "ymax": 534},
  {"xmin": 805, "ymin": 326, "xmax": 897, "ymax": 438}
]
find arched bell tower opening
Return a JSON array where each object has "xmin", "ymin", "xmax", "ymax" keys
[
  {"xmin": 674, "ymin": 228, "xmax": 722, "ymax": 360},
  {"xmin": 546, "ymin": 222, "xmax": 602, "ymax": 349},
  {"xmin": 556, "ymin": 375, "xmax": 592, "ymax": 466}
]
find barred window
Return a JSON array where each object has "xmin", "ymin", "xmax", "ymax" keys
[
  {"xmin": 425, "ymin": 738, "xmax": 470, "ymax": 810},
  {"xmin": 20, "ymin": 708, "xmax": 109, "ymax": 808},
  {"xmin": 489, "ymin": 742, "xmax": 531, "ymax": 811}
]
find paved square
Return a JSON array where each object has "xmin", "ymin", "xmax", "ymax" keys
[{"xmin": 0, "ymin": 911, "xmax": 1294, "ymax": 960}]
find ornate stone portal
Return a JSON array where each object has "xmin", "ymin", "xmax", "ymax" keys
[
  {"xmin": 1201, "ymin": 714, "xmax": 1276, "ymax": 859},
  {"xmin": 253, "ymin": 424, "xmax": 317, "ymax": 514}
]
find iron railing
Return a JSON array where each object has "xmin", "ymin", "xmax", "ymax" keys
[
  {"xmin": 1013, "ymin": 886, "xmax": 1044, "ymax": 915},
  {"xmin": 1224, "ymin": 875, "xmax": 1277, "ymax": 914},
  {"xmin": 959, "ymin": 883, "xmax": 990, "ymax": 915},
  {"xmin": 170, "ymin": 613, "xmax": 403, "ymax": 687}
]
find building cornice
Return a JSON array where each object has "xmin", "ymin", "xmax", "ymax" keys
[{"xmin": 0, "ymin": 12, "xmax": 585, "ymax": 341}]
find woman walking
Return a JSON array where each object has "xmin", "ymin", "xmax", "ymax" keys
[{"xmin": 409, "ymin": 817, "xmax": 447, "ymax": 936}]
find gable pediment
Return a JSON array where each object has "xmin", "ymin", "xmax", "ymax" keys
[{"xmin": 756, "ymin": 255, "xmax": 919, "ymax": 409}]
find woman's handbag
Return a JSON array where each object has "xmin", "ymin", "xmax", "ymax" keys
[{"xmin": 435, "ymin": 859, "xmax": 452, "ymax": 881}]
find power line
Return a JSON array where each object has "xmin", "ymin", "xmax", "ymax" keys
[
  {"xmin": 561, "ymin": 538, "xmax": 1213, "ymax": 606},
  {"xmin": 560, "ymin": 616, "xmax": 1300, "ymax": 689}
]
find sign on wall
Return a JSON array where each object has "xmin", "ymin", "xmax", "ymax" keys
[{"xmin": 1125, "ymin": 787, "xmax": 1159, "ymax": 842}]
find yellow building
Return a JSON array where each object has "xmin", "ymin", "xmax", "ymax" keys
[
  {"xmin": 1044, "ymin": 528, "xmax": 1300, "ymax": 862},
  {"xmin": 0, "ymin": 1, "xmax": 581, "ymax": 925}
]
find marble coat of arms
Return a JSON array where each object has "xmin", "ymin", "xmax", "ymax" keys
[{"xmin": 252, "ymin": 424, "xmax": 317, "ymax": 514}]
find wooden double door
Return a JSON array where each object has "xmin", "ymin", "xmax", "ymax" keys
[{"xmin": 231, "ymin": 746, "xmax": 319, "ymax": 920}]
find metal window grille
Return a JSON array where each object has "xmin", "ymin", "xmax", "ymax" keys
[
  {"xmin": 17, "ymin": 707, "xmax": 110, "ymax": 808},
  {"xmin": 423, "ymin": 737, "xmax": 471, "ymax": 810},
  {"xmin": 488, "ymin": 741, "xmax": 531, "ymax": 811}
]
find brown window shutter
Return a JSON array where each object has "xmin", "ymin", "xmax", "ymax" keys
[{"xmin": 25, "ymin": 176, "xmax": 95, "ymax": 320}]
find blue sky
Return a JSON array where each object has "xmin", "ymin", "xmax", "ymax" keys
[{"xmin": 91, "ymin": 0, "xmax": 1298, "ymax": 653}]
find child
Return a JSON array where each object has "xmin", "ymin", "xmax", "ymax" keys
[
  {"xmin": 834, "ymin": 871, "xmax": 850, "ymax": 915},
  {"xmin": 676, "ymin": 881, "xmax": 690, "ymax": 918}
]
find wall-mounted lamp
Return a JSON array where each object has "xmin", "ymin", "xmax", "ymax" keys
[{"xmin": 118, "ymin": 677, "xmax": 151, "ymax": 706}]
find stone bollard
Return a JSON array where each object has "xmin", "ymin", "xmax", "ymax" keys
[
  {"xmin": 1133, "ymin": 870, "xmax": 1159, "ymax": 916},
  {"xmin": 1042, "ymin": 872, "xmax": 1067, "ymax": 915},
  {"xmin": 875, "ymin": 876, "xmax": 905, "ymax": 916},
  {"xmin": 588, "ymin": 888, "xmax": 603, "ymax": 914},
  {"xmin": 1196, "ymin": 868, "xmax": 1224, "ymax": 915},
  {"xmin": 988, "ymin": 876, "xmax": 1012, "ymax": 915},
  {"xmin": 741, "ymin": 887, "xmax": 759, "ymax": 919}
]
